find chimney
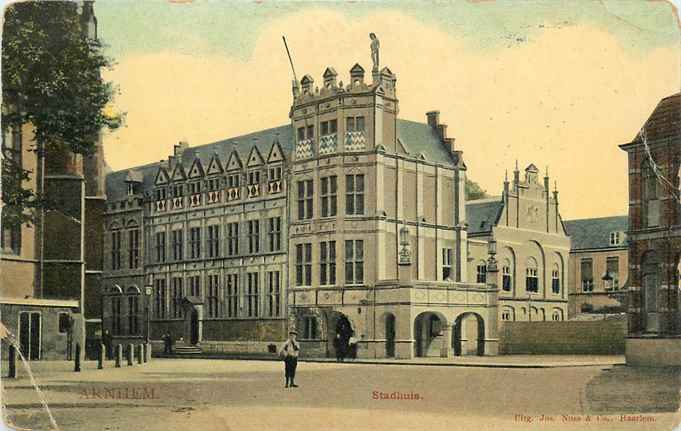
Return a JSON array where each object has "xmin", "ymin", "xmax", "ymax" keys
[
  {"xmin": 426, "ymin": 111, "xmax": 440, "ymax": 128},
  {"xmin": 437, "ymin": 124, "xmax": 447, "ymax": 141},
  {"xmin": 444, "ymin": 137, "xmax": 456, "ymax": 153}
]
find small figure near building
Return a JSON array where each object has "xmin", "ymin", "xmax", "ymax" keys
[
  {"xmin": 102, "ymin": 329, "xmax": 113, "ymax": 360},
  {"xmin": 279, "ymin": 330, "xmax": 300, "ymax": 388},
  {"xmin": 348, "ymin": 333, "xmax": 359, "ymax": 360}
]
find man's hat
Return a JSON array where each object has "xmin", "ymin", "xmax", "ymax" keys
[{"xmin": 289, "ymin": 330, "xmax": 298, "ymax": 335}]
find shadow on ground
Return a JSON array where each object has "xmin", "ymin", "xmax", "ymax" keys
[{"xmin": 584, "ymin": 365, "xmax": 681, "ymax": 413}]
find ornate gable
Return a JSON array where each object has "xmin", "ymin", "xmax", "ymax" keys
[
  {"xmin": 206, "ymin": 153, "xmax": 224, "ymax": 176},
  {"xmin": 188, "ymin": 157, "xmax": 205, "ymax": 179},
  {"xmin": 247, "ymin": 146, "xmax": 264, "ymax": 167},
  {"xmin": 170, "ymin": 163, "xmax": 187, "ymax": 182},
  {"xmin": 226, "ymin": 149, "xmax": 243, "ymax": 171},
  {"xmin": 267, "ymin": 140, "xmax": 285, "ymax": 164},
  {"xmin": 154, "ymin": 166, "xmax": 170, "ymax": 185}
]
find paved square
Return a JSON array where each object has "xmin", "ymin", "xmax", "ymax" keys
[{"xmin": 3, "ymin": 359, "xmax": 680, "ymax": 430}]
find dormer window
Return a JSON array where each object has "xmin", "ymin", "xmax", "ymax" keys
[
  {"xmin": 206, "ymin": 178, "xmax": 220, "ymax": 191},
  {"xmin": 172, "ymin": 184, "xmax": 184, "ymax": 197},
  {"xmin": 127, "ymin": 183, "xmax": 136, "ymax": 196},
  {"xmin": 268, "ymin": 166, "xmax": 282, "ymax": 182},
  {"xmin": 154, "ymin": 188, "xmax": 166, "ymax": 201},
  {"xmin": 248, "ymin": 171, "xmax": 260, "ymax": 186},
  {"xmin": 609, "ymin": 231, "xmax": 624, "ymax": 246},
  {"xmin": 189, "ymin": 182, "xmax": 201, "ymax": 195},
  {"xmin": 228, "ymin": 173, "xmax": 240, "ymax": 188}
]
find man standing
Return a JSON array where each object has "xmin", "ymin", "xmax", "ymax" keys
[
  {"xmin": 279, "ymin": 330, "xmax": 300, "ymax": 388},
  {"xmin": 102, "ymin": 329, "xmax": 113, "ymax": 360}
]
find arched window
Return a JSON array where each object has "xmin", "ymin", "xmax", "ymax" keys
[
  {"xmin": 476, "ymin": 261, "xmax": 487, "ymax": 283},
  {"xmin": 552, "ymin": 309, "xmax": 563, "ymax": 321},
  {"xmin": 502, "ymin": 259, "xmax": 512, "ymax": 292},
  {"xmin": 551, "ymin": 263, "xmax": 560, "ymax": 294},
  {"xmin": 501, "ymin": 307, "xmax": 515, "ymax": 322},
  {"xmin": 526, "ymin": 257, "xmax": 539, "ymax": 293},
  {"xmin": 126, "ymin": 286, "xmax": 141, "ymax": 336},
  {"xmin": 112, "ymin": 295, "xmax": 122, "ymax": 335}
]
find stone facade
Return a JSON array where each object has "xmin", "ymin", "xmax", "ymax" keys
[
  {"xmin": 466, "ymin": 164, "xmax": 570, "ymax": 324},
  {"xmin": 103, "ymin": 59, "xmax": 501, "ymax": 358},
  {"xmin": 620, "ymin": 92, "xmax": 681, "ymax": 366},
  {"xmin": 564, "ymin": 216, "xmax": 628, "ymax": 317}
]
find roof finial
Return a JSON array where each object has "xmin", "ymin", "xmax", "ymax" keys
[{"xmin": 505, "ymin": 170, "xmax": 508, "ymax": 182}]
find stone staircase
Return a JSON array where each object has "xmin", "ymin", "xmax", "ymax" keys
[{"xmin": 172, "ymin": 344, "xmax": 202, "ymax": 356}]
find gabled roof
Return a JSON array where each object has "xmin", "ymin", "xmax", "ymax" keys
[
  {"xmin": 323, "ymin": 67, "xmax": 338, "ymax": 78},
  {"xmin": 466, "ymin": 198, "xmax": 504, "ymax": 235},
  {"xmin": 633, "ymin": 92, "xmax": 680, "ymax": 143},
  {"xmin": 563, "ymin": 216, "xmax": 628, "ymax": 251},
  {"xmin": 396, "ymin": 119, "xmax": 453, "ymax": 164}
]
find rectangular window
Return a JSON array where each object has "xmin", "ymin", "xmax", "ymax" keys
[
  {"xmin": 128, "ymin": 229, "xmax": 140, "ymax": 269},
  {"xmin": 154, "ymin": 278, "xmax": 167, "ymax": 319},
  {"xmin": 345, "ymin": 240, "xmax": 364, "ymax": 285},
  {"xmin": 303, "ymin": 316, "xmax": 319, "ymax": 340},
  {"xmin": 297, "ymin": 126, "xmax": 305, "ymax": 142},
  {"xmin": 581, "ymin": 259, "xmax": 594, "ymax": 292},
  {"xmin": 189, "ymin": 182, "xmax": 201, "ymax": 195},
  {"xmin": 297, "ymin": 180, "xmax": 313, "ymax": 220},
  {"xmin": 154, "ymin": 188, "xmax": 167, "ymax": 201},
  {"xmin": 267, "ymin": 217, "xmax": 281, "ymax": 252},
  {"xmin": 321, "ymin": 176, "xmax": 337, "ymax": 217},
  {"xmin": 268, "ymin": 166, "xmax": 282, "ymax": 182},
  {"xmin": 227, "ymin": 173, "xmax": 240, "ymax": 188},
  {"xmin": 345, "ymin": 174, "xmax": 365, "ymax": 215},
  {"xmin": 320, "ymin": 119, "xmax": 337, "ymax": 136},
  {"xmin": 442, "ymin": 248, "xmax": 453, "ymax": 280},
  {"xmin": 206, "ymin": 178, "xmax": 220, "ymax": 191},
  {"xmin": 502, "ymin": 266, "xmax": 512, "ymax": 292},
  {"xmin": 295, "ymin": 243, "xmax": 312, "ymax": 286},
  {"xmin": 606, "ymin": 256, "xmax": 619, "ymax": 290},
  {"xmin": 207, "ymin": 225, "xmax": 220, "ymax": 258},
  {"xmin": 111, "ymin": 297, "xmax": 121, "ymax": 335},
  {"xmin": 226, "ymin": 274, "xmax": 239, "ymax": 318},
  {"xmin": 207, "ymin": 274, "xmax": 220, "ymax": 318},
  {"xmin": 127, "ymin": 295, "xmax": 139, "ymax": 334},
  {"xmin": 267, "ymin": 271, "xmax": 280, "ymax": 317},
  {"xmin": 111, "ymin": 230, "xmax": 121, "ymax": 269},
  {"xmin": 306, "ymin": 125, "xmax": 314, "ymax": 139},
  {"xmin": 247, "ymin": 272, "xmax": 259, "ymax": 317},
  {"xmin": 173, "ymin": 184, "xmax": 184, "ymax": 197},
  {"xmin": 248, "ymin": 171, "xmax": 260, "ymax": 186},
  {"xmin": 172, "ymin": 229, "xmax": 183, "ymax": 261},
  {"xmin": 320, "ymin": 241, "xmax": 337, "ymax": 286},
  {"xmin": 190, "ymin": 227, "xmax": 201, "ymax": 259},
  {"xmin": 187, "ymin": 275, "xmax": 201, "ymax": 297},
  {"xmin": 227, "ymin": 222, "xmax": 239, "ymax": 256},
  {"xmin": 346, "ymin": 116, "xmax": 365, "ymax": 132},
  {"xmin": 476, "ymin": 263, "xmax": 487, "ymax": 283},
  {"xmin": 248, "ymin": 220, "xmax": 260, "ymax": 254},
  {"xmin": 170, "ymin": 277, "xmax": 183, "ymax": 319},
  {"xmin": 155, "ymin": 232, "xmax": 166, "ymax": 263}
]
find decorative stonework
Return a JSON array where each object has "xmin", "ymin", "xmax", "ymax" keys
[
  {"xmin": 296, "ymin": 138, "xmax": 314, "ymax": 159},
  {"xmin": 319, "ymin": 134, "xmax": 338, "ymax": 155},
  {"xmin": 345, "ymin": 131, "xmax": 366, "ymax": 152}
]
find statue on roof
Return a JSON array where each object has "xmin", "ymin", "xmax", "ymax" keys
[{"xmin": 370, "ymin": 33, "xmax": 380, "ymax": 72}]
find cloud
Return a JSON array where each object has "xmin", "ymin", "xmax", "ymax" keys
[{"xmin": 102, "ymin": 8, "xmax": 679, "ymax": 219}]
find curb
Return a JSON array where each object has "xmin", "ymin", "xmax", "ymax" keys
[{"xmin": 152, "ymin": 354, "xmax": 624, "ymax": 369}]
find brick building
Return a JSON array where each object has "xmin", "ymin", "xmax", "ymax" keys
[
  {"xmin": 103, "ymin": 54, "xmax": 501, "ymax": 358},
  {"xmin": 0, "ymin": 1, "xmax": 105, "ymax": 360},
  {"xmin": 620, "ymin": 92, "xmax": 681, "ymax": 366},
  {"xmin": 563, "ymin": 216, "xmax": 628, "ymax": 317}
]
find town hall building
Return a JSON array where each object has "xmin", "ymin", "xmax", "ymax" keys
[{"xmin": 102, "ymin": 44, "xmax": 501, "ymax": 359}]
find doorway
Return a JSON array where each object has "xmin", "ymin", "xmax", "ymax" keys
[
  {"xmin": 19, "ymin": 311, "xmax": 41, "ymax": 360},
  {"xmin": 385, "ymin": 314, "xmax": 396, "ymax": 358},
  {"xmin": 190, "ymin": 309, "xmax": 199, "ymax": 345}
]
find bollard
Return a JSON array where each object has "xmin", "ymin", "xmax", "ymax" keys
[
  {"xmin": 74, "ymin": 343, "xmax": 81, "ymax": 372},
  {"xmin": 98, "ymin": 344, "xmax": 105, "ymax": 370},
  {"xmin": 137, "ymin": 344, "xmax": 143, "ymax": 364},
  {"xmin": 8, "ymin": 345, "xmax": 16, "ymax": 378},
  {"xmin": 115, "ymin": 344, "xmax": 122, "ymax": 368},
  {"xmin": 127, "ymin": 343, "xmax": 134, "ymax": 366},
  {"xmin": 146, "ymin": 343, "xmax": 152, "ymax": 363}
]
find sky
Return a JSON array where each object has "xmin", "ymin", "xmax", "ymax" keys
[{"xmin": 93, "ymin": 0, "xmax": 680, "ymax": 220}]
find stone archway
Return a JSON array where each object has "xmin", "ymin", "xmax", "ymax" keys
[
  {"xmin": 324, "ymin": 311, "xmax": 354, "ymax": 359},
  {"xmin": 453, "ymin": 312, "xmax": 485, "ymax": 356},
  {"xmin": 382, "ymin": 313, "xmax": 396, "ymax": 358},
  {"xmin": 414, "ymin": 312, "xmax": 447, "ymax": 358}
]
